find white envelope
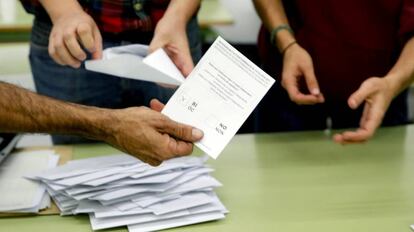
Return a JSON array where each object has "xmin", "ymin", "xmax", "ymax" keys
[
  {"xmin": 34, "ymin": 154, "xmax": 138, "ymax": 181},
  {"xmin": 128, "ymin": 211, "xmax": 225, "ymax": 232},
  {"xmin": 85, "ymin": 44, "xmax": 185, "ymax": 86},
  {"xmin": 89, "ymin": 209, "xmax": 190, "ymax": 230}
]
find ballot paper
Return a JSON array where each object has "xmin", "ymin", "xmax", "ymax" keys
[
  {"xmin": 86, "ymin": 37, "xmax": 275, "ymax": 158},
  {"xmin": 162, "ymin": 37, "xmax": 275, "ymax": 158},
  {"xmin": 29, "ymin": 154, "xmax": 227, "ymax": 231},
  {"xmin": 0, "ymin": 150, "xmax": 59, "ymax": 213},
  {"xmin": 85, "ymin": 44, "xmax": 185, "ymax": 85}
]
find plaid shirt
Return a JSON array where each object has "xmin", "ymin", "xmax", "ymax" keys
[{"xmin": 20, "ymin": 0, "xmax": 170, "ymax": 33}]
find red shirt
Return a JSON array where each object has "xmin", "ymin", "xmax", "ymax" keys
[
  {"xmin": 20, "ymin": 0, "xmax": 170, "ymax": 33},
  {"xmin": 259, "ymin": 0, "xmax": 414, "ymax": 101}
]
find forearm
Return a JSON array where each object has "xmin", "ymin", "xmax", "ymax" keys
[
  {"xmin": 161, "ymin": 0, "xmax": 201, "ymax": 27},
  {"xmin": 0, "ymin": 82, "xmax": 110, "ymax": 139},
  {"xmin": 385, "ymin": 37, "xmax": 414, "ymax": 96},
  {"xmin": 39, "ymin": 0, "xmax": 84, "ymax": 23},
  {"xmin": 253, "ymin": 0, "xmax": 295, "ymax": 51}
]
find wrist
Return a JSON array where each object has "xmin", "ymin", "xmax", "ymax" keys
[
  {"xmin": 40, "ymin": 0, "xmax": 84, "ymax": 24},
  {"xmin": 76, "ymin": 107, "xmax": 117, "ymax": 141},
  {"xmin": 270, "ymin": 24, "xmax": 296, "ymax": 53},
  {"xmin": 383, "ymin": 74, "xmax": 407, "ymax": 98},
  {"xmin": 162, "ymin": 0, "xmax": 199, "ymax": 26}
]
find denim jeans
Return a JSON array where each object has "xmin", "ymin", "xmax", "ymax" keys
[{"xmin": 29, "ymin": 17, "xmax": 202, "ymax": 144}]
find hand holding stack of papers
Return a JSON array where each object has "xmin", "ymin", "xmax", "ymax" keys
[
  {"xmin": 28, "ymin": 154, "xmax": 227, "ymax": 231},
  {"xmin": 0, "ymin": 150, "xmax": 59, "ymax": 213}
]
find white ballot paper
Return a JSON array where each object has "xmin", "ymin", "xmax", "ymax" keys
[
  {"xmin": 162, "ymin": 37, "xmax": 275, "ymax": 159},
  {"xmin": 85, "ymin": 44, "xmax": 185, "ymax": 86}
]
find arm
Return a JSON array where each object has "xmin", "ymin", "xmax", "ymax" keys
[
  {"xmin": 39, "ymin": 0, "xmax": 102, "ymax": 68},
  {"xmin": 0, "ymin": 82, "xmax": 203, "ymax": 166},
  {"xmin": 149, "ymin": 0, "xmax": 201, "ymax": 77},
  {"xmin": 253, "ymin": 0, "xmax": 324, "ymax": 104},
  {"xmin": 334, "ymin": 37, "xmax": 414, "ymax": 144}
]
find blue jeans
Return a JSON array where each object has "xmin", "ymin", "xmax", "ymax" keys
[{"xmin": 29, "ymin": 17, "xmax": 202, "ymax": 144}]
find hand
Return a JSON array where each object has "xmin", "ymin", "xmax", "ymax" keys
[
  {"xmin": 281, "ymin": 43, "xmax": 325, "ymax": 104},
  {"xmin": 49, "ymin": 11, "xmax": 102, "ymax": 68},
  {"xmin": 149, "ymin": 17, "xmax": 194, "ymax": 77},
  {"xmin": 333, "ymin": 77, "xmax": 394, "ymax": 144},
  {"xmin": 100, "ymin": 99, "xmax": 203, "ymax": 166}
]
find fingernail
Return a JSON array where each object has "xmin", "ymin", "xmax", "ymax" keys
[
  {"xmin": 192, "ymin": 128, "xmax": 204, "ymax": 140},
  {"xmin": 311, "ymin": 88, "xmax": 320, "ymax": 95}
]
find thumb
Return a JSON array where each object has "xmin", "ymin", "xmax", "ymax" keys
[
  {"xmin": 302, "ymin": 64, "xmax": 320, "ymax": 95},
  {"xmin": 150, "ymin": 99, "xmax": 165, "ymax": 112},
  {"xmin": 165, "ymin": 45, "xmax": 194, "ymax": 77},
  {"xmin": 348, "ymin": 78, "xmax": 378, "ymax": 109},
  {"xmin": 160, "ymin": 119, "xmax": 203, "ymax": 142}
]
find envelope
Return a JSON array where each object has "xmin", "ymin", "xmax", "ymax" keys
[{"xmin": 85, "ymin": 44, "xmax": 185, "ymax": 86}]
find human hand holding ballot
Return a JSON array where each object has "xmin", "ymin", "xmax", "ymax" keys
[{"xmin": 86, "ymin": 37, "xmax": 275, "ymax": 159}]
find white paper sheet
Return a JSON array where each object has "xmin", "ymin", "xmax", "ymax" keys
[
  {"xmin": 128, "ymin": 211, "xmax": 225, "ymax": 232},
  {"xmin": 0, "ymin": 150, "xmax": 59, "ymax": 212},
  {"xmin": 85, "ymin": 44, "xmax": 185, "ymax": 86},
  {"xmin": 33, "ymin": 154, "xmax": 138, "ymax": 180},
  {"xmin": 89, "ymin": 209, "xmax": 190, "ymax": 230},
  {"xmin": 162, "ymin": 36, "xmax": 275, "ymax": 159}
]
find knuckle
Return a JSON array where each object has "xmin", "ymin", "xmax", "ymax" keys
[
  {"xmin": 77, "ymin": 24, "xmax": 91, "ymax": 36},
  {"xmin": 63, "ymin": 30, "xmax": 74, "ymax": 40}
]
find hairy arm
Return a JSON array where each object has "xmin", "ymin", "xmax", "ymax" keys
[
  {"xmin": 0, "ymin": 82, "xmax": 106, "ymax": 137},
  {"xmin": 0, "ymin": 82, "xmax": 203, "ymax": 166}
]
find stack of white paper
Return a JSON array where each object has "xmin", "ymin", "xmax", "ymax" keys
[
  {"xmin": 0, "ymin": 150, "xmax": 59, "ymax": 213},
  {"xmin": 29, "ymin": 154, "xmax": 227, "ymax": 231}
]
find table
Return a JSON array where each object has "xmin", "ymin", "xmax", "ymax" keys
[
  {"xmin": 0, "ymin": 0, "xmax": 233, "ymax": 42},
  {"xmin": 2, "ymin": 125, "xmax": 414, "ymax": 232}
]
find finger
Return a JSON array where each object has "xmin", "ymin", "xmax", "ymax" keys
[
  {"xmin": 150, "ymin": 99, "xmax": 165, "ymax": 112},
  {"xmin": 359, "ymin": 100, "xmax": 383, "ymax": 136},
  {"xmin": 359, "ymin": 103, "xmax": 370, "ymax": 126},
  {"xmin": 55, "ymin": 39, "xmax": 81, "ymax": 68},
  {"xmin": 165, "ymin": 136, "xmax": 194, "ymax": 157},
  {"xmin": 348, "ymin": 79, "xmax": 378, "ymax": 109},
  {"xmin": 92, "ymin": 26, "xmax": 103, "ymax": 59},
  {"xmin": 159, "ymin": 118, "xmax": 203, "ymax": 142},
  {"xmin": 138, "ymin": 155, "xmax": 162, "ymax": 166},
  {"xmin": 165, "ymin": 45, "xmax": 194, "ymax": 77},
  {"xmin": 48, "ymin": 35, "xmax": 65, "ymax": 65},
  {"xmin": 77, "ymin": 22, "xmax": 96, "ymax": 53},
  {"xmin": 63, "ymin": 31, "xmax": 87, "ymax": 61},
  {"xmin": 333, "ymin": 133, "xmax": 346, "ymax": 145},
  {"xmin": 282, "ymin": 73, "xmax": 320, "ymax": 105},
  {"xmin": 294, "ymin": 93, "xmax": 324, "ymax": 105},
  {"xmin": 337, "ymin": 129, "xmax": 371, "ymax": 143},
  {"xmin": 170, "ymin": 141, "xmax": 193, "ymax": 157},
  {"xmin": 302, "ymin": 64, "xmax": 321, "ymax": 96},
  {"xmin": 338, "ymin": 112, "xmax": 381, "ymax": 143}
]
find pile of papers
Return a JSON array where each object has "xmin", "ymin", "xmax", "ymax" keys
[
  {"xmin": 0, "ymin": 150, "xmax": 59, "ymax": 213},
  {"xmin": 28, "ymin": 154, "xmax": 227, "ymax": 231}
]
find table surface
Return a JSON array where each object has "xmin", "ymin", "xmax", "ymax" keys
[{"xmin": 2, "ymin": 125, "xmax": 414, "ymax": 232}]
